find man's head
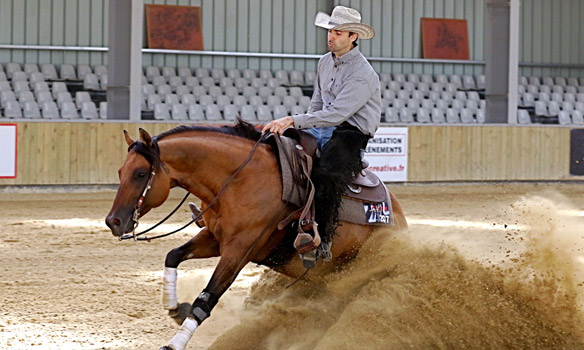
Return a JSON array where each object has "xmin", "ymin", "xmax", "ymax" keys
[
  {"xmin": 327, "ymin": 29, "xmax": 358, "ymax": 57},
  {"xmin": 315, "ymin": 6, "xmax": 374, "ymax": 53}
]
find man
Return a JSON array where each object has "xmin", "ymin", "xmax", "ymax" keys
[{"xmin": 262, "ymin": 6, "xmax": 381, "ymax": 248}]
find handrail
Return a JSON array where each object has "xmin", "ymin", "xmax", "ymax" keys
[{"xmin": 1, "ymin": 44, "xmax": 584, "ymax": 69}]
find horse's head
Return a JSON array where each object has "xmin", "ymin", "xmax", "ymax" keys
[{"xmin": 105, "ymin": 129, "xmax": 172, "ymax": 237}]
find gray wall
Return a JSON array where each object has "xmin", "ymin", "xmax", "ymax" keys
[{"xmin": 0, "ymin": 0, "xmax": 583, "ymax": 78}]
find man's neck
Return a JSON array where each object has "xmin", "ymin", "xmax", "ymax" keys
[{"xmin": 333, "ymin": 45, "xmax": 356, "ymax": 58}]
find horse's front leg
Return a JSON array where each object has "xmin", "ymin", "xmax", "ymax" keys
[
  {"xmin": 161, "ymin": 236, "xmax": 260, "ymax": 350},
  {"xmin": 162, "ymin": 228, "xmax": 219, "ymax": 324}
]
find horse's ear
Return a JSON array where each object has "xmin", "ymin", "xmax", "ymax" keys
[
  {"xmin": 139, "ymin": 128, "xmax": 153, "ymax": 148},
  {"xmin": 123, "ymin": 130, "xmax": 134, "ymax": 146}
]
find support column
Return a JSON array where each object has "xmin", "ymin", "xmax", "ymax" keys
[
  {"xmin": 485, "ymin": 0, "xmax": 519, "ymax": 123},
  {"xmin": 107, "ymin": 0, "xmax": 143, "ymax": 121}
]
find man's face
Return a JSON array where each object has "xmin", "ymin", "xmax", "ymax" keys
[{"xmin": 327, "ymin": 29, "xmax": 356, "ymax": 57}]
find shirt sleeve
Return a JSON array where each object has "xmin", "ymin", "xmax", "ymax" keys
[
  {"xmin": 293, "ymin": 75, "xmax": 374, "ymax": 129},
  {"xmin": 307, "ymin": 64, "xmax": 323, "ymax": 113}
]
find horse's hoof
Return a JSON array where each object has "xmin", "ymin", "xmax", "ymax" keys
[
  {"xmin": 160, "ymin": 347, "xmax": 174, "ymax": 350},
  {"xmin": 168, "ymin": 302, "xmax": 191, "ymax": 325}
]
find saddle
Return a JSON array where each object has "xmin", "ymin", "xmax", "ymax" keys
[{"xmin": 267, "ymin": 130, "xmax": 394, "ymax": 268}]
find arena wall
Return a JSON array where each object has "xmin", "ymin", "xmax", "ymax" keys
[{"xmin": 0, "ymin": 121, "xmax": 581, "ymax": 186}]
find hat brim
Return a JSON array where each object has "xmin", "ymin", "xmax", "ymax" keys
[{"xmin": 314, "ymin": 12, "xmax": 375, "ymax": 40}]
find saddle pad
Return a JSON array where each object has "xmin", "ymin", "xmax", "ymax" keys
[{"xmin": 339, "ymin": 184, "xmax": 394, "ymax": 226}]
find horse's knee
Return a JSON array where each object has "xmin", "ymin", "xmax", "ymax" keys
[{"xmin": 165, "ymin": 247, "xmax": 183, "ymax": 268}]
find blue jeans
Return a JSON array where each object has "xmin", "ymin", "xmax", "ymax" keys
[{"xmin": 306, "ymin": 126, "xmax": 335, "ymax": 151}]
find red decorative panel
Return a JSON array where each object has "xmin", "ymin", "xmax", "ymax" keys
[
  {"xmin": 145, "ymin": 5, "xmax": 204, "ymax": 50},
  {"xmin": 421, "ymin": 18, "xmax": 469, "ymax": 60}
]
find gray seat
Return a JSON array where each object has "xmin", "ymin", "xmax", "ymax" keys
[
  {"xmin": 61, "ymin": 101, "xmax": 79, "ymax": 119},
  {"xmin": 99, "ymin": 102, "xmax": 107, "ymax": 119},
  {"xmin": 162, "ymin": 66, "xmax": 177, "ymax": 80},
  {"xmin": 558, "ymin": 111, "xmax": 571, "ymax": 125},
  {"xmin": 83, "ymin": 74, "xmax": 100, "ymax": 90},
  {"xmin": 223, "ymin": 104, "xmax": 239, "ymax": 120},
  {"xmin": 178, "ymin": 67, "xmax": 193, "ymax": 80},
  {"xmin": 384, "ymin": 107, "xmax": 399, "ymax": 123},
  {"xmin": 188, "ymin": 104, "xmax": 205, "ymax": 120},
  {"xmin": 272, "ymin": 105, "xmax": 288, "ymax": 119},
  {"xmin": 4, "ymin": 100, "xmax": 22, "ymax": 118},
  {"xmin": 205, "ymin": 104, "xmax": 223, "ymax": 120},
  {"xmin": 517, "ymin": 109, "xmax": 532, "ymax": 124},
  {"xmin": 153, "ymin": 103, "xmax": 170, "ymax": 120},
  {"xmin": 76, "ymin": 91, "xmax": 92, "ymax": 110},
  {"xmin": 23, "ymin": 101, "xmax": 41, "ymax": 119},
  {"xmin": 56, "ymin": 91, "xmax": 73, "ymax": 109},
  {"xmin": 60, "ymin": 64, "xmax": 77, "ymax": 80},
  {"xmin": 41, "ymin": 64, "xmax": 59, "ymax": 80},
  {"xmin": 240, "ymin": 105, "xmax": 256, "ymax": 121},
  {"xmin": 460, "ymin": 109, "xmax": 475, "ymax": 123},
  {"xmin": 257, "ymin": 105, "xmax": 273, "ymax": 121},
  {"xmin": 431, "ymin": 108, "xmax": 446, "ymax": 123},
  {"xmin": 81, "ymin": 101, "xmax": 98, "ymax": 119},
  {"xmin": 416, "ymin": 108, "xmax": 431, "ymax": 123},
  {"xmin": 41, "ymin": 101, "xmax": 59, "ymax": 119},
  {"xmin": 199, "ymin": 95, "xmax": 214, "ymax": 108},
  {"xmin": 446, "ymin": 109, "xmax": 460, "ymax": 123},
  {"xmin": 171, "ymin": 104, "xmax": 188, "ymax": 120}
]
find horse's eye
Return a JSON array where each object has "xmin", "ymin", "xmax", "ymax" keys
[{"xmin": 135, "ymin": 170, "xmax": 147, "ymax": 179}]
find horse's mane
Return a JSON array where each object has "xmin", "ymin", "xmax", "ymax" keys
[
  {"xmin": 157, "ymin": 118, "xmax": 263, "ymax": 142},
  {"xmin": 129, "ymin": 118, "xmax": 264, "ymax": 167}
]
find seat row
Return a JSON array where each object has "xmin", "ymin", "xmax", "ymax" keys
[
  {"xmin": 380, "ymin": 73, "xmax": 485, "ymax": 91},
  {"xmin": 152, "ymin": 102, "xmax": 301, "ymax": 122},
  {"xmin": 387, "ymin": 98, "xmax": 484, "ymax": 112},
  {"xmin": 144, "ymin": 93, "xmax": 310, "ymax": 113},
  {"xmin": 384, "ymin": 107, "xmax": 485, "ymax": 124},
  {"xmin": 1, "ymin": 100, "xmax": 103, "ymax": 119}
]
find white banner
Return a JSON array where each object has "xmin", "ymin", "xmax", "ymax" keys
[
  {"xmin": 0, "ymin": 124, "xmax": 17, "ymax": 178},
  {"xmin": 364, "ymin": 127, "xmax": 408, "ymax": 182}
]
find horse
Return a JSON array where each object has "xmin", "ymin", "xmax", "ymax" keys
[{"xmin": 105, "ymin": 119, "xmax": 407, "ymax": 350}]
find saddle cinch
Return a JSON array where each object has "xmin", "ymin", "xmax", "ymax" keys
[{"xmin": 267, "ymin": 129, "xmax": 394, "ymax": 266}]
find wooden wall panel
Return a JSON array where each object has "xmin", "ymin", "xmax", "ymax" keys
[{"xmin": 0, "ymin": 122, "xmax": 581, "ymax": 186}]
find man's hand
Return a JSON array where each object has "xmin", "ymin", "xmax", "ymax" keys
[{"xmin": 262, "ymin": 116, "xmax": 294, "ymax": 135}]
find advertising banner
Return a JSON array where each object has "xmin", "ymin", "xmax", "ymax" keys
[
  {"xmin": 0, "ymin": 124, "xmax": 17, "ymax": 178},
  {"xmin": 364, "ymin": 127, "xmax": 408, "ymax": 182}
]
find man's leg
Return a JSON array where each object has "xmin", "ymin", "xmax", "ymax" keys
[{"xmin": 311, "ymin": 127, "xmax": 370, "ymax": 243}]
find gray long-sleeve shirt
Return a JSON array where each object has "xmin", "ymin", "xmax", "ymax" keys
[{"xmin": 292, "ymin": 46, "xmax": 381, "ymax": 137}]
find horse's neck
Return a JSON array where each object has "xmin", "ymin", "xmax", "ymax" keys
[{"xmin": 160, "ymin": 134, "xmax": 272, "ymax": 203}]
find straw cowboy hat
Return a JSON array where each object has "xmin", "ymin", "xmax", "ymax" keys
[{"xmin": 314, "ymin": 6, "xmax": 375, "ymax": 40}]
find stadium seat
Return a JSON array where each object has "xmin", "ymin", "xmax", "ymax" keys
[
  {"xmin": 233, "ymin": 95, "xmax": 247, "ymax": 109},
  {"xmin": 60, "ymin": 64, "xmax": 77, "ymax": 80},
  {"xmin": 23, "ymin": 101, "xmax": 41, "ymax": 119},
  {"xmin": 29, "ymin": 72, "xmax": 45, "ymax": 84},
  {"xmin": 188, "ymin": 104, "xmax": 205, "ymax": 120},
  {"xmin": 535, "ymin": 101, "xmax": 548, "ymax": 116},
  {"xmin": 185, "ymin": 76, "xmax": 199, "ymax": 90},
  {"xmin": 146, "ymin": 94, "xmax": 161, "ymax": 110},
  {"xmin": 399, "ymin": 107, "xmax": 414, "ymax": 123},
  {"xmin": 99, "ymin": 102, "xmax": 107, "ymax": 119},
  {"xmin": 463, "ymin": 75, "xmax": 476, "ymax": 90},
  {"xmin": 235, "ymin": 77, "xmax": 249, "ymax": 93},
  {"xmin": 192, "ymin": 86, "xmax": 207, "ymax": 98},
  {"xmin": 81, "ymin": 101, "xmax": 98, "ymax": 119},
  {"xmin": 41, "ymin": 101, "xmax": 59, "ymax": 119},
  {"xmin": 40, "ymin": 64, "xmax": 58, "ymax": 80},
  {"xmin": 201, "ymin": 77, "xmax": 215, "ymax": 88},
  {"xmin": 56, "ymin": 91, "xmax": 73, "ymax": 109},
  {"xmin": 18, "ymin": 91, "xmax": 35, "ymax": 108},
  {"xmin": 216, "ymin": 95, "xmax": 231, "ymax": 111},
  {"xmin": 153, "ymin": 103, "xmax": 170, "ymax": 120},
  {"xmin": 572, "ymin": 110, "xmax": 584, "ymax": 124},
  {"xmin": 208, "ymin": 86, "xmax": 222, "ymax": 101},
  {"xmin": 168, "ymin": 76, "xmax": 184, "ymax": 92},
  {"xmin": 219, "ymin": 77, "xmax": 234, "ymax": 89},
  {"xmin": 273, "ymin": 105, "xmax": 288, "ymax": 119},
  {"xmin": 460, "ymin": 109, "xmax": 475, "ymax": 123},
  {"xmin": 1, "ymin": 90, "xmax": 17, "ymax": 108},
  {"xmin": 249, "ymin": 95, "xmax": 263, "ymax": 109},
  {"xmin": 267, "ymin": 95, "xmax": 281, "ymax": 108},
  {"xmin": 257, "ymin": 105, "xmax": 273, "ymax": 121},
  {"xmin": 199, "ymin": 95, "xmax": 214, "ymax": 108},
  {"xmin": 240, "ymin": 105, "xmax": 256, "ymax": 121},
  {"xmin": 164, "ymin": 93, "xmax": 180, "ymax": 106},
  {"xmin": 211, "ymin": 68, "xmax": 225, "ymax": 83},
  {"xmin": 181, "ymin": 94, "xmax": 196, "ymax": 106},
  {"xmin": 291, "ymin": 105, "xmax": 305, "ymax": 115},
  {"xmin": 224, "ymin": 86, "xmax": 238, "ymax": 101},
  {"xmin": 5, "ymin": 63, "xmax": 21, "ymax": 79},
  {"xmin": 298, "ymin": 96, "xmax": 310, "ymax": 108},
  {"xmin": 227, "ymin": 68, "xmax": 241, "ymax": 80},
  {"xmin": 162, "ymin": 66, "xmax": 177, "ymax": 80},
  {"xmin": 243, "ymin": 69, "xmax": 257, "ymax": 80},
  {"xmin": 171, "ymin": 104, "xmax": 188, "ymax": 120},
  {"xmin": 4, "ymin": 100, "xmax": 22, "ymax": 118},
  {"xmin": 384, "ymin": 107, "xmax": 399, "ymax": 123},
  {"xmin": 12, "ymin": 71, "xmax": 27, "ymax": 82},
  {"xmin": 450, "ymin": 75, "xmax": 463, "ymax": 88},
  {"xmin": 251, "ymin": 78, "xmax": 265, "ymax": 89},
  {"xmin": 178, "ymin": 67, "xmax": 193, "ymax": 80},
  {"xmin": 446, "ymin": 109, "xmax": 460, "ymax": 123},
  {"xmin": 175, "ymin": 85, "xmax": 190, "ymax": 97},
  {"xmin": 195, "ymin": 68, "xmax": 210, "ymax": 78},
  {"xmin": 259, "ymin": 69, "xmax": 273, "ymax": 81},
  {"xmin": 61, "ymin": 101, "xmax": 79, "ymax": 119},
  {"xmin": 431, "ymin": 108, "xmax": 446, "ymax": 123},
  {"xmin": 305, "ymin": 71, "xmax": 316, "ymax": 86},
  {"xmin": 83, "ymin": 74, "xmax": 101, "ymax": 90},
  {"xmin": 290, "ymin": 70, "xmax": 304, "ymax": 85},
  {"xmin": 223, "ymin": 104, "xmax": 239, "ymax": 120},
  {"xmin": 517, "ymin": 109, "xmax": 532, "ymax": 124},
  {"xmin": 258, "ymin": 86, "xmax": 272, "ymax": 103},
  {"xmin": 568, "ymin": 78, "xmax": 579, "ymax": 87},
  {"xmin": 558, "ymin": 111, "xmax": 571, "ymax": 125},
  {"xmin": 416, "ymin": 108, "xmax": 431, "ymax": 123}
]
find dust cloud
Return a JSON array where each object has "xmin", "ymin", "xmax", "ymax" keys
[{"xmin": 210, "ymin": 193, "xmax": 584, "ymax": 350}]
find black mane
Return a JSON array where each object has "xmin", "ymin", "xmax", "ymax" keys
[{"xmin": 157, "ymin": 118, "xmax": 263, "ymax": 142}]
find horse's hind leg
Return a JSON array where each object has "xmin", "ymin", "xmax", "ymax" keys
[{"xmin": 162, "ymin": 228, "xmax": 219, "ymax": 324}]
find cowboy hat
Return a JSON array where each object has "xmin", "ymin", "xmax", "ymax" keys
[{"xmin": 314, "ymin": 6, "xmax": 374, "ymax": 40}]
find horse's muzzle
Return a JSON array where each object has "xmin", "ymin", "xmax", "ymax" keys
[{"xmin": 105, "ymin": 214, "xmax": 134, "ymax": 237}]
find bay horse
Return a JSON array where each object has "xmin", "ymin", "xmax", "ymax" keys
[{"xmin": 105, "ymin": 119, "xmax": 407, "ymax": 350}]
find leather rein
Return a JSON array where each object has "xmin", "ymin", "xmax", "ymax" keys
[{"xmin": 120, "ymin": 132, "xmax": 272, "ymax": 242}]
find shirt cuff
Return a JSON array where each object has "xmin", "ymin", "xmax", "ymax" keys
[{"xmin": 292, "ymin": 114, "xmax": 311, "ymax": 129}]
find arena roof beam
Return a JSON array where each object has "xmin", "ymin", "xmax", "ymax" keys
[
  {"xmin": 106, "ymin": 0, "xmax": 143, "ymax": 121},
  {"xmin": 485, "ymin": 0, "xmax": 520, "ymax": 123}
]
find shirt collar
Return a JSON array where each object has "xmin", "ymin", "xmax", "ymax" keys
[{"xmin": 333, "ymin": 46, "xmax": 361, "ymax": 65}]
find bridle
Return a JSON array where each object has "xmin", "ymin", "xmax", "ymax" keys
[{"xmin": 120, "ymin": 132, "xmax": 274, "ymax": 242}]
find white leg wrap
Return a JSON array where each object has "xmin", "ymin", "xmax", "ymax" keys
[
  {"xmin": 162, "ymin": 267, "xmax": 178, "ymax": 310},
  {"xmin": 167, "ymin": 317, "xmax": 198, "ymax": 350}
]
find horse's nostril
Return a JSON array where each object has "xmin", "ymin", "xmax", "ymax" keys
[{"xmin": 112, "ymin": 217, "xmax": 121, "ymax": 226}]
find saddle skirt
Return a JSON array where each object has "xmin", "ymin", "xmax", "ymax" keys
[{"xmin": 268, "ymin": 132, "xmax": 394, "ymax": 228}]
